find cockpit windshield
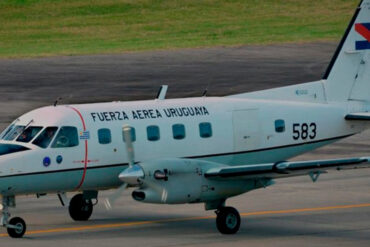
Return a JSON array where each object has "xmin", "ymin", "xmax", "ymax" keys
[
  {"xmin": 3, "ymin": 125, "xmax": 25, "ymax": 141},
  {"xmin": 51, "ymin": 126, "xmax": 79, "ymax": 148},
  {"xmin": 32, "ymin": 127, "xmax": 58, "ymax": 148},
  {"xmin": 16, "ymin": 126, "xmax": 43, "ymax": 143},
  {"xmin": 0, "ymin": 124, "xmax": 15, "ymax": 139}
]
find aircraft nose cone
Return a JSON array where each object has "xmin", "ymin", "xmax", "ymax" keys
[{"xmin": 119, "ymin": 164, "xmax": 144, "ymax": 185}]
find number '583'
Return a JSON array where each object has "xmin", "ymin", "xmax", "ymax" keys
[{"xmin": 292, "ymin": 123, "xmax": 317, "ymax": 140}]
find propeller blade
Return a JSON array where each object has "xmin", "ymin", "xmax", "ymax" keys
[
  {"xmin": 123, "ymin": 125, "xmax": 135, "ymax": 167},
  {"xmin": 104, "ymin": 183, "xmax": 128, "ymax": 210},
  {"xmin": 104, "ymin": 124, "xmax": 137, "ymax": 210}
]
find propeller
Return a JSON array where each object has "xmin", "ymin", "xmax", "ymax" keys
[
  {"xmin": 104, "ymin": 124, "xmax": 143, "ymax": 209},
  {"xmin": 104, "ymin": 183, "xmax": 128, "ymax": 210}
]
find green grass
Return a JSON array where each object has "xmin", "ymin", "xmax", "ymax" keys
[{"xmin": 0, "ymin": 0, "xmax": 359, "ymax": 58}]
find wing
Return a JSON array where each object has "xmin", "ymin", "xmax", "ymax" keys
[{"xmin": 205, "ymin": 157, "xmax": 370, "ymax": 181}]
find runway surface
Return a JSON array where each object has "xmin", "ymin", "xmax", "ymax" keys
[{"xmin": 0, "ymin": 42, "xmax": 370, "ymax": 246}]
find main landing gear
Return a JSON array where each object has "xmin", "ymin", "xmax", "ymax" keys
[
  {"xmin": 68, "ymin": 193, "xmax": 94, "ymax": 221},
  {"xmin": 1, "ymin": 196, "xmax": 26, "ymax": 238},
  {"xmin": 215, "ymin": 206, "xmax": 241, "ymax": 234}
]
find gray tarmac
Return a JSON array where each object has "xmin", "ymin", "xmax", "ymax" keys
[{"xmin": 0, "ymin": 43, "xmax": 370, "ymax": 246}]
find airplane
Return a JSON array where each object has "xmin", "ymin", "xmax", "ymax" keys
[{"xmin": 0, "ymin": 0, "xmax": 370, "ymax": 239}]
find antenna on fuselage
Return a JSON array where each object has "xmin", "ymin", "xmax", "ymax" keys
[
  {"xmin": 156, "ymin": 85, "xmax": 168, "ymax": 100},
  {"xmin": 53, "ymin": 97, "xmax": 62, "ymax": 107},
  {"xmin": 202, "ymin": 81, "xmax": 211, "ymax": 97}
]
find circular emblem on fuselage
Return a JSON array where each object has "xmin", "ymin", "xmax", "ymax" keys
[
  {"xmin": 56, "ymin": 155, "xmax": 63, "ymax": 164},
  {"xmin": 43, "ymin": 157, "xmax": 51, "ymax": 167}
]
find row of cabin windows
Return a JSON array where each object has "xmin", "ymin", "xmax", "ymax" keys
[
  {"xmin": 98, "ymin": 122, "xmax": 213, "ymax": 144},
  {"xmin": 100, "ymin": 120, "xmax": 283, "ymax": 144},
  {"xmin": 98, "ymin": 119, "xmax": 292, "ymax": 144}
]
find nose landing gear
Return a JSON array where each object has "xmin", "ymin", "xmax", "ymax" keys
[
  {"xmin": 6, "ymin": 217, "xmax": 26, "ymax": 238},
  {"xmin": 1, "ymin": 196, "xmax": 26, "ymax": 238}
]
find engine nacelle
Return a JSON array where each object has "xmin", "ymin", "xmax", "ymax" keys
[{"xmin": 131, "ymin": 158, "xmax": 272, "ymax": 204}]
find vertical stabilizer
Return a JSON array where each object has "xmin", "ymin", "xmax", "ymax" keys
[{"xmin": 324, "ymin": 0, "xmax": 370, "ymax": 102}]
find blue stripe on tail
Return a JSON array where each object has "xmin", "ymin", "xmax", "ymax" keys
[{"xmin": 356, "ymin": 40, "xmax": 370, "ymax": 50}]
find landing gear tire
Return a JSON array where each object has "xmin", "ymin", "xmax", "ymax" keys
[
  {"xmin": 7, "ymin": 217, "xmax": 26, "ymax": 238},
  {"xmin": 216, "ymin": 207, "xmax": 241, "ymax": 234},
  {"xmin": 69, "ymin": 194, "xmax": 93, "ymax": 221}
]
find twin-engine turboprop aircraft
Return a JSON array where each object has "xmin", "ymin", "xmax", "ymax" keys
[{"xmin": 1, "ymin": 0, "xmax": 370, "ymax": 238}]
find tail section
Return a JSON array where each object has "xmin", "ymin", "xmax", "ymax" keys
[
  {"xmin": 324, "ymin": 0, "xmax": 370, "ymax": 102},
  {"xmin": 228, "ymin": 1, "xmax": 369, "ymax": 104}
]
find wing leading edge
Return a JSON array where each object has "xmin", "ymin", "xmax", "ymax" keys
[{"xmin": 205, "ymin": 157, "xmax": 370, "ymax": 180}]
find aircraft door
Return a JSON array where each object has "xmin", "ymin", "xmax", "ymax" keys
[
  {"xmin": 47, "ymin": 126, "xmax": 85, "ymax": 190},
  {"xmin": 232, "ymin": 109, "xmax": 261, "ymax": 152}
]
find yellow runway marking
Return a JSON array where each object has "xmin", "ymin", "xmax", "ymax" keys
[{"xmin": 1, "ymin": 203, "xmax": 370, "ymax": 237}]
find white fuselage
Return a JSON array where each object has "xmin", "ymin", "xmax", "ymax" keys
[{"xmin": 0, "ymin": 96, "xmax": 366, "ymax": 196}]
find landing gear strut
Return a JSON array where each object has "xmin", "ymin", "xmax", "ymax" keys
[
  {"xmin": 1, "ymin": 196, "xmax": 26, "ymax": 238},
  {"xmin": 215, "ymin": 206, "xmax": 241, "ymax": 234},
  {"xmin": 68, "ymin": 193, "xmax": 93, "ymax": 221}
]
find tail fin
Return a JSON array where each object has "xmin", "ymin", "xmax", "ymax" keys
[{"xmin": 324, "ymin": 0, "xmax": 370, "ymax": 102}]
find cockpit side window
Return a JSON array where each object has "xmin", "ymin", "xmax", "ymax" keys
[
  {"xmin": 51, "ymin": 126, "xmax": 79, "ymax": 148},
  {"xmin": 16, "ymin": 126, "xmax": 43, "ymax": 143},
  {"xmin": 32, "ymin": 127, "xmax": 58, "ymax": 148},
  {"xmin": 3, "ymin": 125, "xmax": 25, "ymax": 141}
]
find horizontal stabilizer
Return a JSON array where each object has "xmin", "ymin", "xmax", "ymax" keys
[
  {"xmin": 205, "ymin": 157, "xmax": 370, "ymax": 179},
  {"xmin": 345, "ymin": 112, "xmax": 370, "ymax": 120}
]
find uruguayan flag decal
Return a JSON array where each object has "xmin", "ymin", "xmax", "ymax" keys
[
  {"xmin": 355, "ymin": 23, "xmax": 370, "ymax": 50},
  {"xmin": 79, "ymin": 130, "xmax": 90, "ymax": 140}
]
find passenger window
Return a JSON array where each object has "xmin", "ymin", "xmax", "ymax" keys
[
  {"xmin": 32, "ymin": 127, "xmax": 58, "ymax": 148},
  {"xmin": 3, "ymin": 125, "xmax": 25, "ymax": 141},
  {"xmin": 51, "ymin": 126, "xmax": 79, "ymax": 148},
  {"xmin": 275, "ymin": 119, "xmax": 285, "ymax": 133},
  {"xmin": 147, "ymin": 125, "xmax": 160, "ymax": 141},
  {"xmin": 17, "ymin": 126, "xmax": 43, "ymax": 143},
  {"xmin": 172, "ymin": 124, "xmax": 185, "ymax": 140},
  {"xmin": 98, "ymin": 128, "xmax": 111, "ymax": 144},
  {"xmin": 122, "ymin": 127, "xmax": 136, "ymax": 142},
  {"xmin": 199, "ymin": 122, "xmax": 212, "ymax": 138}
]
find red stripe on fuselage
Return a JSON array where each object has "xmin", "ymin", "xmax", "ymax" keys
[
  {"xmin": 68, "ymin": 106, "xmax": 88, "ymax": 190},
  {"xmin": 355, "ymin": 23, "xmax": 370, "ymax": 42}
]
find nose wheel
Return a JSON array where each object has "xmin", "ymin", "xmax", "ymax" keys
[
  {"xmin": 1, "ymin": 196, "xmax": 26, "ymax": 238},
  {"xmin": 68, "ymin": 193, "xmax": 93, "ymax": 221},
  {"xmin": 6, "ymin": 217, "xmax": 26, "ymax": 238},
  {"xmin": 216, "ymin": 206, "xmax": 241, "ymax": 234}
]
